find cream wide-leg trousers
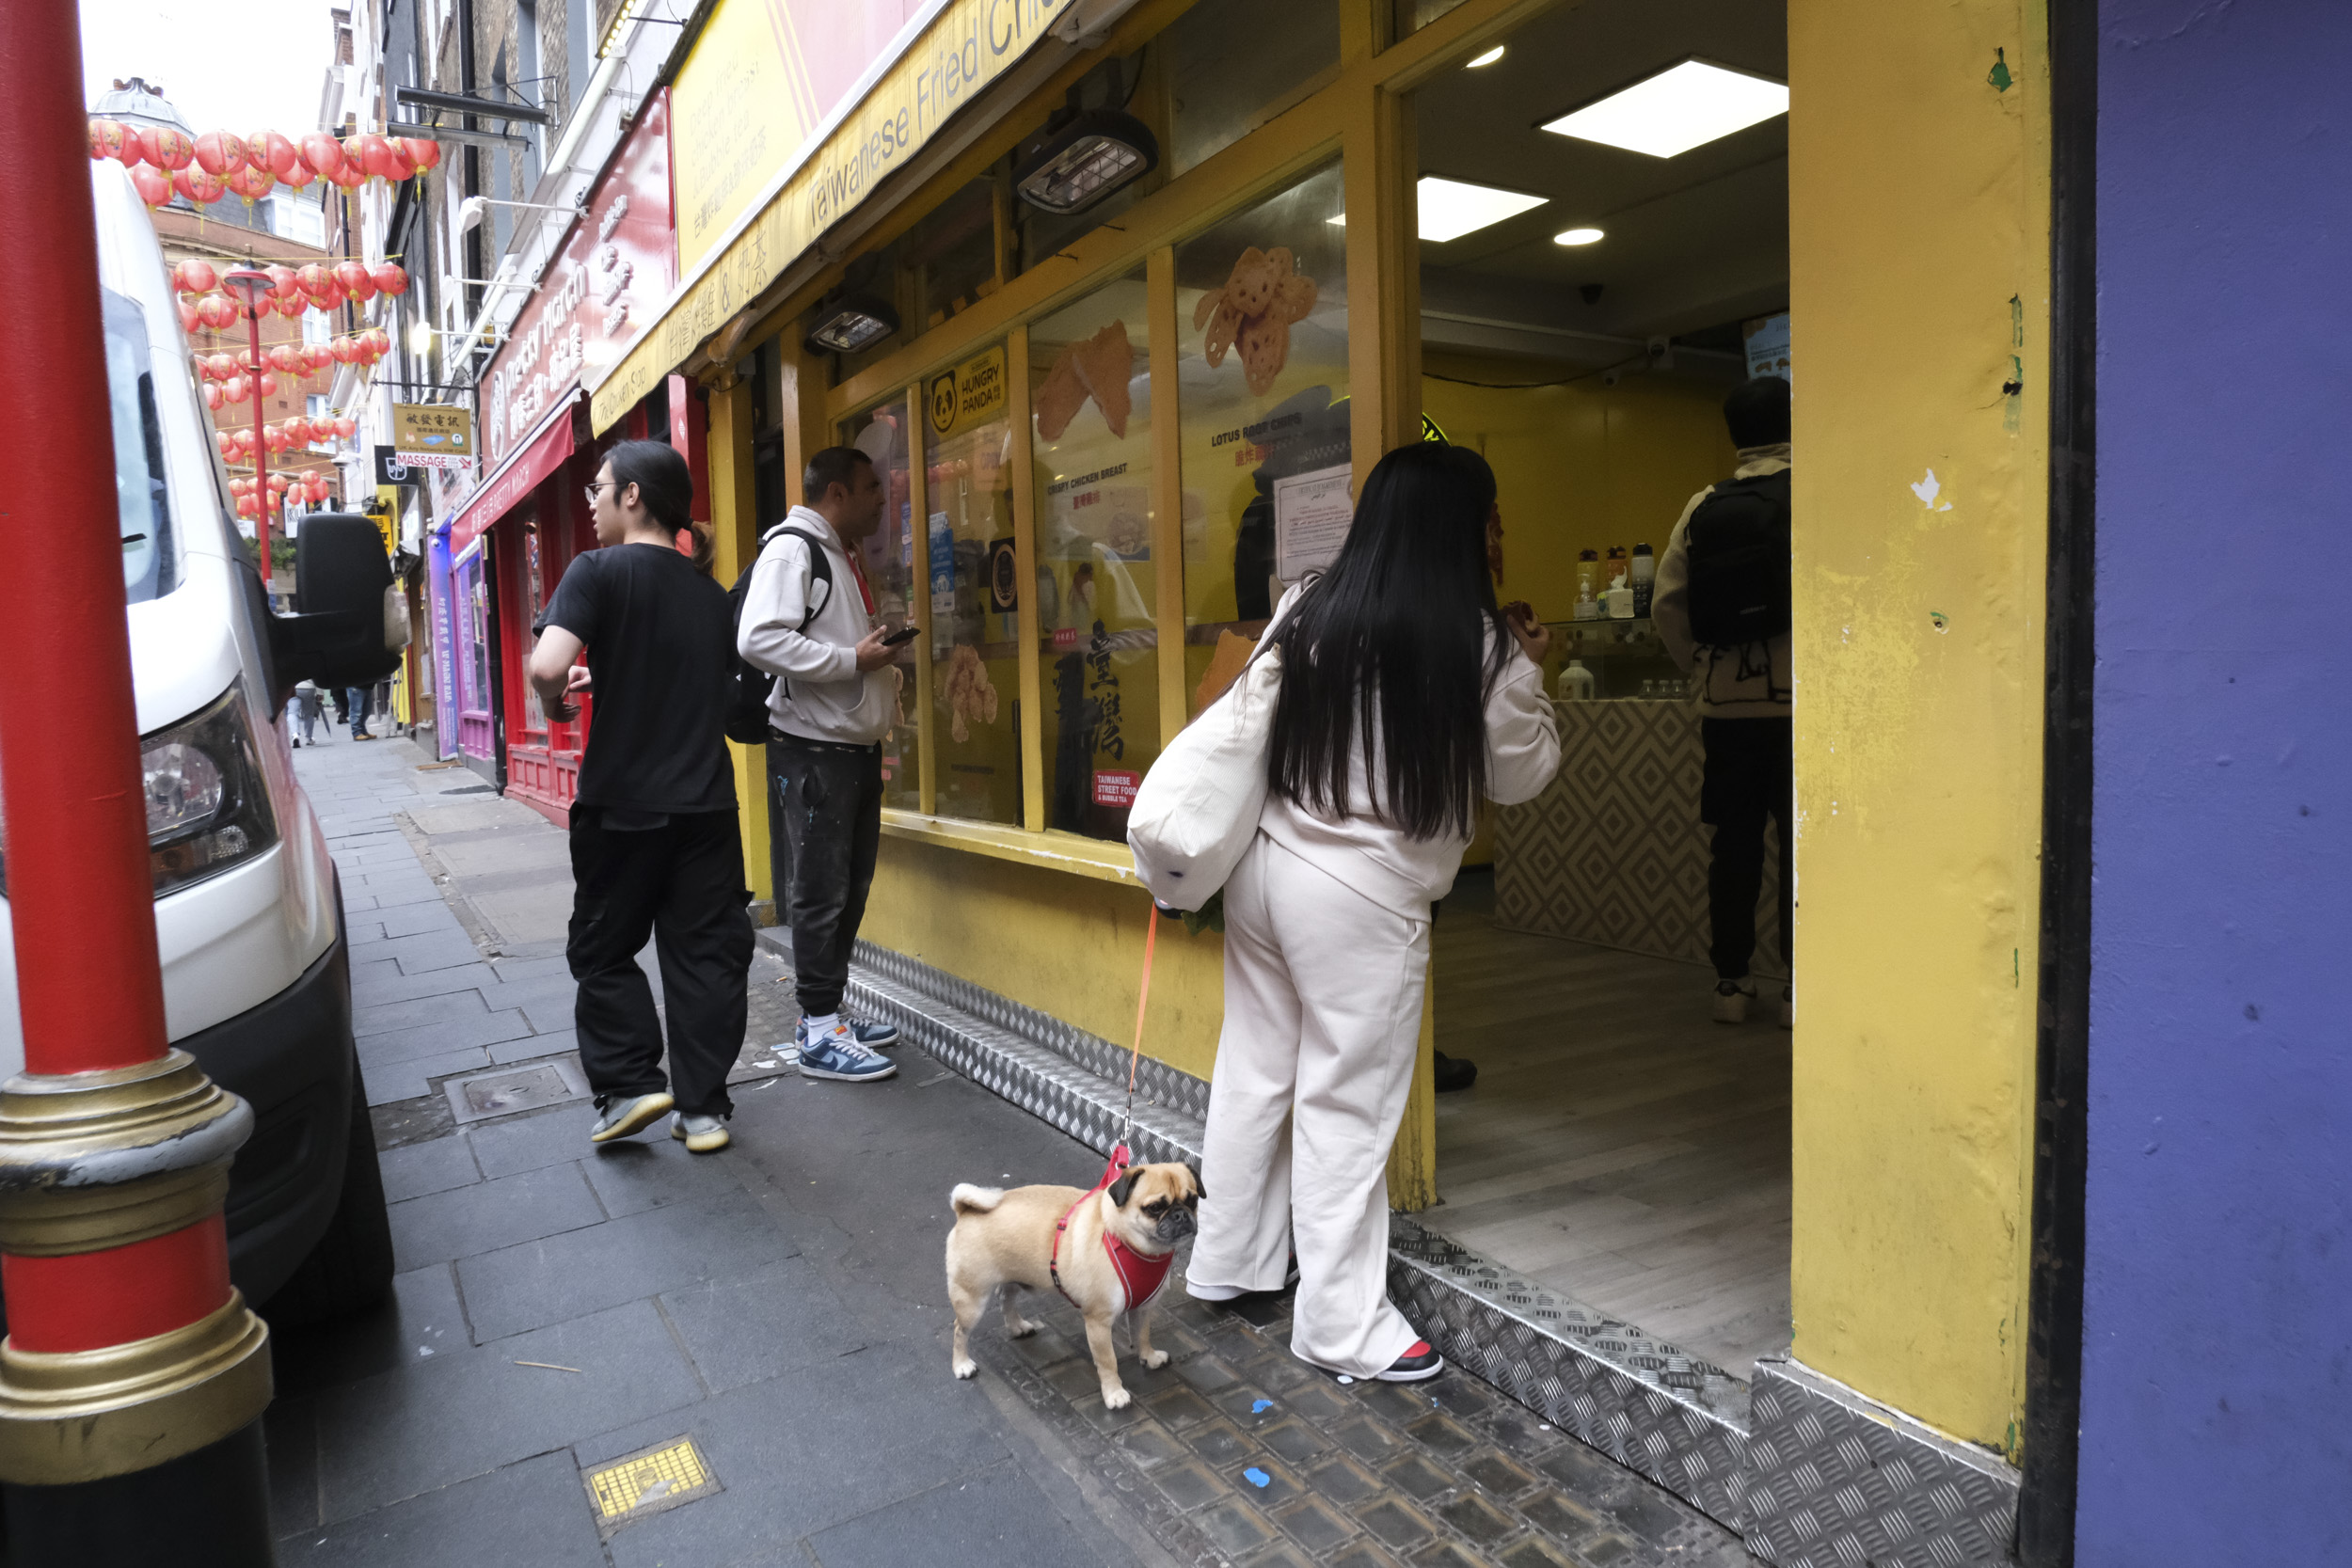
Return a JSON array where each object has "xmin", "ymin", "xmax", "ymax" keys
[{"xmin": 1187, "ymin": 832, "xmax": 1430, "ymax": 1378}]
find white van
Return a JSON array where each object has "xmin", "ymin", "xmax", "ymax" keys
[{"xmin": 0, "ymin": 163, "xmax": 398, "ymax": 1321}]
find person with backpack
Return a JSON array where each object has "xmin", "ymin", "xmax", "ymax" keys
[
  {"xmin": 736, "ymin": 446, "xmax": 907, "ymax": 1085},
  {"xmin": 527, "ymin": 440, "xmax": 754, "ymax": 1153},
  {"xmin": 1183, "ymin": 442, "xmax": 1560, "ymax": 1385},
  {"xmin": 1652, "ymin": 375, "xmax": 1793, "ymax": 1028}
]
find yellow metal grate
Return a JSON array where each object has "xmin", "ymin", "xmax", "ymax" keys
[{"xmin": 585, "ymin": 1439, "xmax": 711, "ymax": 1521}]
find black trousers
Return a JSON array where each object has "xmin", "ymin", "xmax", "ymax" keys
[
  {"xmin": 1700, "ymin": 717, "xmax": 1792, "ymax": 982},
  {"xmin": 567, "ymin": 807, "xmax": 754, "ymax": 1117},
  {"xmin": 767, "ymin": 733, "xmax": 882, "ymax": 1018}
]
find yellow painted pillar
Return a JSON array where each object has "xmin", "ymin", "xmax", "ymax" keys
[
  {"xmin": 706, "ymin": 371, "xmax": 771, "ymax": 907},
  {"xmin": 1788, "ymin": 0, "xmax": 2050, "ymax": 1452}
]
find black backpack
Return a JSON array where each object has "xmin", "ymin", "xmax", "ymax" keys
[
  {"xmin": 723, "ymin": 524, "xmax": 834, "ymax": 744},
  {"xmin": 1683, "ymin": 469, "xmax": 1791, "ymax": 648}
]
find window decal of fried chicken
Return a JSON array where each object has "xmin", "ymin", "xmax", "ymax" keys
[
  {"xmin": 944, "ymin": 643, "xmax": 1000, "ymax": 743},
  {"xmin": 1194, "ymin": 246, "xmax": 1318, "ymax": 397},
  {"xmin": 1035, "ymin": 321, "xmax": 1136, "ymax": 441}
]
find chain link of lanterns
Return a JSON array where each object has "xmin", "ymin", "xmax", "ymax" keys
[
  {"xmin": 173, "ymin": 256, "xmax": 402, "ymax": 409},
  {"xmin": 88, "ymin": 121, "xmax": 442, "ymax": 210},
  {"xmin": 225, "ymin": 467, "xmax": 336, "ymax": 521}
]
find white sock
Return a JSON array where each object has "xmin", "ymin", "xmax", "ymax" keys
[{"xmin": 804, "ymin": 1012, "xmax": 841, "ymax": 1037}]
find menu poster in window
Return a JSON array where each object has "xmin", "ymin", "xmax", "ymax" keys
[{"xmin": 1274, "ymin": 463, "xmax": 1354, "ymax": 581}]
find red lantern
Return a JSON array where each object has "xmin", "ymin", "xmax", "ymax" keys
[
  {"xmin": 365, "ymin": 328, "xmax": 392, "ymax": 357},
  {"xmin": 88, "ymin": 119, "xmax": 117, "ymax": 160},
  {"xmin": 222, "ymin": 374, "xmax": 249, "ymax": 404},
  {"xmin": 198, "ymin": 294, "xmax": 238, "ymax": 331},
  {"xmin": 278, "ymin": 158, "xmax": 316, "ymax": 193},
  {"xmin": 139, "ymin": 126, "xmax": 196, "ymax": 172},
  {"xmin": 174, "ymin": 166, "xmax": 228, "ymax": 205},
  {"xmin": 267, "ymin": 344, "xmax": 303, "ymax": 374},
  {"xmin": 226, "ymin": 164, "xmax": 275, "ymax": 205},
  {"xmin": 193, "ymin": 131, "xmax": 247, "ymax": 178},
  {"xmin": 294, "ymin": 262, "xmax": 337, "ymax": 304},
  {"xmin": 174, "ymin": 259, "xmax": 218, "ymax": 295},
  {"xmin": 249, "ymin": 131, "xmax": 299, "ymax": 180},
  {"xmin": 268, "ymin": 470, "xmax": 292, "ymax": 491},
  {"xmin": 332, "ymin": 260, "xmax": 375, "ymax": 301},
  {"xmin": 177, "ymin": 299, "xmax": 200, "ymax": 335},
  {"xmin": 370, "ymin": 261, "xmax": 408, "ymax": 297},
  {"xmin": 399, "ymin": 137, "xmax": 441, "ymax": 173},
  {"xmin": 328, "ymin": 337, "xmax": 357, "ymax": 365},
  {"xmin": 130, "ymin": 165, "xmax": 173, "ymax": 208},
  {"xmin": 276, "ymin": 294, "xmax": 310, "ymax": 320},
  {"xmin": 236, "ymin": 495, "xmax": 257, "ymax": 519},
  {"xmin": 257, "ymin": 372, "xmax": 280, "ymax": 400},
  {"xmin": 261, "ymin": 263, "xmax": 296, "ymax": 300},
  {"xmin": 203, "ymin": 385, "xmax": 224, "ymax": 412},
  {"xmin": 326, "ymin": 154, "xmax": 367, "ymax": 192},
  {"xmin": 90, "ymin": 119, "xmax": 138, "ymax": 165},
  {"xmin": 283, "ymin": 416, "xmax": 311, "ymax": 445},
  {"xmin": 333, "ymin": 414, "xmax": 358, "ymax": 439},
  {"xmin": 347, "ymin": 134, "xmax": 392, "ymax": 181},
  {"xmin": 299, "ymin": 132, "xmax": 344, "ymax": 181},
  {"xmin": 206, "ymin": 352, "xmax": 236, "ymax": 379}
]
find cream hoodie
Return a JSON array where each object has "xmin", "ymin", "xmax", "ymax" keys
[
  {"xmin": 737, "ymin": 506, "xmax": 895, "ymax": 745},
  {"xmin": 1651, "ymin": 444, "xmax": 1793, "ymax": 720},
  {"xmin": 1258, "ymin": 586, "xmax": 1562, "ymax": 914}
]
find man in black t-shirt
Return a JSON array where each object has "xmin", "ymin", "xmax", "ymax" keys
[{"xmin": 530, "ymin": 440, "xmax": 752, "ymax": 1154}]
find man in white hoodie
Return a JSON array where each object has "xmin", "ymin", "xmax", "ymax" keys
[
  {"xmin": 738, "ymin": 447, "xmax": 905, "ymax": 1084},
  {"xmin": 1651, "ymin": 376, "xmax": 1793, "ymax": 1028}
]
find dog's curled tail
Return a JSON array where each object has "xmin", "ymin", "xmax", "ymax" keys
[{"xmin": 950, "ymin": 1183, "xmax": 1005, "ymax": 1216}]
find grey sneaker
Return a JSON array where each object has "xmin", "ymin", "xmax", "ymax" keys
[
  {"xmin": 795, "ymin": 1019, "xmax": 898, "ymax": 1083},
  {"xmin": 671, "ymin": 1112, "xmax": 731, "ymax": 1153},
  {"xmin": 590, "ymin": 1091, "xmax": 675, "ymax": 1143},
  {"xmin": 1711, "ymin": 979, "xmax": 1756, "ymax": 1024}
]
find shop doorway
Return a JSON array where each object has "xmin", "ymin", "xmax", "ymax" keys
[{"xmin": 1408, "ymin": 0, "xmax": 1793, "ymax": 1378}]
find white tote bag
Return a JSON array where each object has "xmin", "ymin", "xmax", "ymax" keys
[{"xmin": 1126, "ymin": 641, "xmax": 1282, "ymax": 911}]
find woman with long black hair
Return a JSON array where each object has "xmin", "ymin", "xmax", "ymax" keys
[{"xmin": 1185, "ymin": 441, "xmax": 1560, "ymax": 1382}]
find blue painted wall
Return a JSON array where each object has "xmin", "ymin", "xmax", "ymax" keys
[{"xmin": 2079, "ymin": 3, "xmax": 2352, "ymax": 1561}]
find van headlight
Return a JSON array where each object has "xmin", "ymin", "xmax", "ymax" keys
[
  {"xmin": 140, "ymin": 688, "xmax": 279, "ymax": 896},
  {"xmin": 0, "ymin": 687, "xmax": 278, "ymax": 900}
]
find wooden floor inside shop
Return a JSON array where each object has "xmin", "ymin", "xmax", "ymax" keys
[{"xmin": 1426, "ymin": 869, "xmax": 1794, "ymax": 1379}]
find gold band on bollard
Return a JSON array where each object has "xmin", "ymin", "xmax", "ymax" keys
[
  {"xmin": 0, "ymin": 1049, "xmax": 270, "ymax": 1482},
  {"xmin": 0, "ymin": 1293, "xmax": 272, "ymax": 1485}
]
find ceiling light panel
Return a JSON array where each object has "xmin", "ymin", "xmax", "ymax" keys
[
  {"xmin": 1554, "ymin": 227, "xmax": 1604, "ymax": 246},
  {"xmin": 1413, "ymin": 176, "xmax": 1547, "ymax": 242},
  {"xmin": 1466, "ymin": 45, "xmax": 1505, "ymax": 68},
  {"xmin": 1540, "ymin": 60, "xmax": 1788, "ymax": 159}
]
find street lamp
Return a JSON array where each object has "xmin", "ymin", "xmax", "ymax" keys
[{"xmin": 218, "ymin": 267, "xmax": 278, "ymax": 584}]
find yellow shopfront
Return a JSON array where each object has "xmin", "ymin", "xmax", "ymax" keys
[{"xmin": 588, "ymin": 0, "xmax": 2056, "ymax": 1554}]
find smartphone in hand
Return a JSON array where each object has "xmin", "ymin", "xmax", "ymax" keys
[{"xmin": 880, "ymin": 624, "xmax": 921, "ymax": 647}]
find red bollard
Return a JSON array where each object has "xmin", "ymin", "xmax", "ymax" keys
[{"xmin": 0, "ymin": 2, "xmax": 274, "ymax": 1560}]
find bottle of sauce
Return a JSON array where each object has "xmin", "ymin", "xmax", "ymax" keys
[{"xmin": 1629, "ymin": 543, "xmax": 1655, "ymax": 618}]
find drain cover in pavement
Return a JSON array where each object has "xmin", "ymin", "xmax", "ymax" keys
[
  {"xmin": 442, "ymin": 1059, "xmax": 588, "ymax": 1124},
  {"xmin": 582, "ymin": 1437, "xmax": 721, "ymax": 1539}
]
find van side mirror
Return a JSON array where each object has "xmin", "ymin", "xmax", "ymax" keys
[{"xmin": 266, "ymin": 514, "xmax": 402, "ymax": 689}]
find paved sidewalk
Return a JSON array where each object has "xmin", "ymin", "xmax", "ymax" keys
[{"xmin": 266, "ymin": 732, "xmax": 1759, "ymax": 1568}]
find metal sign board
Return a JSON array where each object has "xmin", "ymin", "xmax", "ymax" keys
[{"xmin": 391, "ymin": 404, "xmax": 475, "ymax": 469}]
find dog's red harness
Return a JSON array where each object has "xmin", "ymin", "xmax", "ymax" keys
[{"xmin": 1048, "ymin": 1144, "xmax": 1175, "ymax": 1315}]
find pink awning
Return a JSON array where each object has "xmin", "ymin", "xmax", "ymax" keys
[{"xmin": 447, "ymin": 396, "xmax": 577, "ymax": 555}]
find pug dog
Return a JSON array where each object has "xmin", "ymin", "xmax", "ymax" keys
[{"xmin": 946, "ymin": 1161, "xmax": 1202, "ymax": 1408}]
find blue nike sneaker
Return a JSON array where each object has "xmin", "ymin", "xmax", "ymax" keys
[{"xmin": 795, "ymin": 1018, "xmax": 898, "ymax": 1083}]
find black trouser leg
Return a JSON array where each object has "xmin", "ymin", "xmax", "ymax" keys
[
  {"xmin": 772, "ymin": 737, "xmax": 883, "ymax": 1018},
  {"xmin": 765, "ymin": 738, "xmax": 794, "ymax": 915},
  {"xmin": 650, "ymin": 811, "xmax": 755, "ymax": 1117},
  {"xmin": 1701, "ymin": 718, "xmax": 1792, "ymax": 981},
  {"xmin": 567, "ymin": 809, "xmax": 672, "ymax": 1106}
]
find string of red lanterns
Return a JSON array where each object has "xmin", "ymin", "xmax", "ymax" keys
[
  {"xmin": 187, "ymin": 325, "xmax": 392, "ymax": 409},
  {"xmin": 170, "ymin": 257, "xmax": 408, "ymax": 331},
  {"xmin": 224, "ymin": 467, "xmax": 336, "ymax": 519},
  {"xmin": 91, "ymin": 121, "xmax": 442, "ymax": 210}
]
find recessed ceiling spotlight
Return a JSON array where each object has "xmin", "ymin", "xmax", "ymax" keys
[
  {"xmin": 1540, "ymin": 59, "xmax": 1788, "ymax": 159},
  {"xmin": 1466, "ymin": 45, "xmax": 1505, "ymax": 68},
  {"xmin": 1554, "ymin": 227, "xmax": 1604, "ymax": 246}
]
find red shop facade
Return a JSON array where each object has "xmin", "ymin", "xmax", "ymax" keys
[{"xmin": 439, "ymin": 89, "xmax": 699, "ymax": 825}]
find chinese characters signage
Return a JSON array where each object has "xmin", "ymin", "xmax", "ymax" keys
[
  {"xmin": 481, "ymin": 90, "xmax": 676, "ymax": 468},
  {"xmin": 392, "ymin": 404, "xmax": 474, "ymax": 470}
]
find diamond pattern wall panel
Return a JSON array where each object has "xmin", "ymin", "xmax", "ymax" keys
[{"xmin": 1495, "ymin": 702, "xmax": 1784, "ymax": 979}]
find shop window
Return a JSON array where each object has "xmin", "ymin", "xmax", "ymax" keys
[
  {"xmin": 919, "ymin": 341, "xmax": 1021, "ymax": 825},
  {"xmin": 750, "ymin": 338, "xmax": 786, "ymax": 530},
  {"xmin": 1173, "ymin": 161, "xmax": 1350, "ymax": 710},
  {"xmin": 1394, "ymin": 0, "xmax": 1470, "ymax": 33},
  {"xmin": 1165, "ymin": 0, "xmax": 1339, "ymax": 176},
  {"xmin": 840, "ymin": 397, "xmax": 922, "ymax": 815},
  {"xmin": 1029, "ymin": 267, "xmax": 1155, "ymax": 841},
  {"xmin": 518, "ymin": 513, "xmax": 548, "ymax": 736}
]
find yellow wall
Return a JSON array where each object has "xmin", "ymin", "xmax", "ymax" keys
[
  {"xmin": 1422, "ymin": 361, "xmax": 1736, "ymax": 623},
  {"xmin": 1788, "ymin": 0, "xmax": 2047, "ymax": 1452},
  {"xmin": 862, "ymin": 839, "xmax": 1229, "ymax": 1083}
]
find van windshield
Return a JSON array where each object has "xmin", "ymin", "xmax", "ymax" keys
[{"xmin": 103, "ymin": 285, "xmax": 177, "ymax": 604}]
